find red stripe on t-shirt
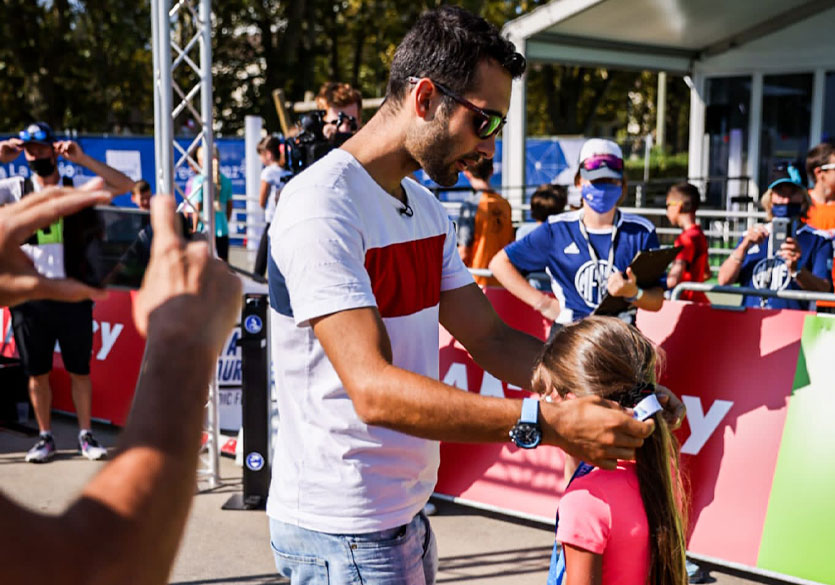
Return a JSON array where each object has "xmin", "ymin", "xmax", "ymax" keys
[{"xmin": 365, "ymin": 234, "xmax": 445, "ymax": 318}]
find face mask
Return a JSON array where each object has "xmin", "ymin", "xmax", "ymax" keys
[
  {"xmin": 29, "ymin": 157, "xmax": 56, "ymax": 178},
  {"xmin": 771, "ymin": 203, "xmax": 802, "ymax": 218},
  {"xmin": 581, "ymin": 182, "xmax": 621, "ymax": 214}
]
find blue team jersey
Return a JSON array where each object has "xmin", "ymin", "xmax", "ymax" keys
[
  {"xmin": 504, "ymin": 210, "xmax": 660, "ymax": 320},
  {"xmin": 734, "ymin": 223, "xmax": 833, "ymax": 310}
]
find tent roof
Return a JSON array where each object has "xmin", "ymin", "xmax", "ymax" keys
[{"xmin": 503, "ymin": 0, "xmax": 834, "ymax": 72}]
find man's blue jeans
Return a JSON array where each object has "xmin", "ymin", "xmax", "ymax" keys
[{"xmin": 269, "ymin": 510, "xmax": 438, "ymax": 584}]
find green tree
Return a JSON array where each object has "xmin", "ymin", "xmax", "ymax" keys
[{"xmin": 0, "ymin": 0, "xmax": 690, "ymax": 153}]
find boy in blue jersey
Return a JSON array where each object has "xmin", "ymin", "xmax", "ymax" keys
[
  {"xmin": 718, "ymin": 163, "xmax": 832, "ymax": 310},
  {"xmin": 490, "ymin": 139, "xmax": 664, "ymax": 325}
]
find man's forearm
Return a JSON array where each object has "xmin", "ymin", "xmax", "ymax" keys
[
  {"xmin": 356, "ymin": 362, "xmax": 529, "ymax": 444},
  {"xmin": 61, "ymin": 332, "xmax": 217, "ymax": 585},
  {"xmin": 79, "ymin": 154, "xmax": 134, "ymax": 194},
  {"xmin": 468, "ymin": 321, "xmax": 543, "ymax": 389}
]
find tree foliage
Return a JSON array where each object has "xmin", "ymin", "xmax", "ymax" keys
[{"xmin": 0, "ymin": 0, "xmax": 688, "ymax": 151}]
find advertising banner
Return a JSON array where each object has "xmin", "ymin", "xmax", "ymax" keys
[
  {"xmin": 436, "ymin": 289, "xmax": 834, "ymax": 584},
  {"xmin": 1, "ymin": 277, "xmax": 266, "ymax": 431}
]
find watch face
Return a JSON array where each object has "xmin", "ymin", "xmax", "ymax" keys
[{"xmin": 510, "ymin": 422, "xmax": 542, "ymax": 449}]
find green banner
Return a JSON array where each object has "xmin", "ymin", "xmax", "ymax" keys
[{"xmin": 758, "ymin": 314, "xmax": 835, "ymax": 584}]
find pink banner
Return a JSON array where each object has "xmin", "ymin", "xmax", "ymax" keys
[{"xmin": 436, "ymin": 289, "xmax": 807, "ymax": 566}]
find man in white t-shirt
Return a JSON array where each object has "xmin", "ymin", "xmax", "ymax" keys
[
  {"xmin": 267, "ymin": 7, "xmax": 680, "ymax": 584},
  {"xmin": 0, "ymin": 122, "xmax": 134, "ymax": 464}
]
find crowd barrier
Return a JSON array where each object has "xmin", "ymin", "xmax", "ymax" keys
[
  {"xmin": 0, "ymin": 276, "xmax": 267, "ymax": 430},
  {"xmin": 436, "ymin": 288, "xmax": 835, "ymax": 585},
  {"xmin": 3, "ymin": 274, "xmax": 834, "ymax": 583}
]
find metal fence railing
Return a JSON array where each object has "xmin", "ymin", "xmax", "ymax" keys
[
  {"xmin": 229, "ymin": 176, "xmax": 765, "ymax": 272},
  {"xmin": 671, "ymin": 282, "xmax": 835, "ymax": 305}
]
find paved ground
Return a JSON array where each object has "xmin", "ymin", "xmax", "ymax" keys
[{"xmin": 0, "ymin": 415, "xmax": 770, "ymax": 585}]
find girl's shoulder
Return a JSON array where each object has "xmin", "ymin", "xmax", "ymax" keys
[{"xmin": 567, "ymin": 461, "xmax": 640, "ymax": 502}]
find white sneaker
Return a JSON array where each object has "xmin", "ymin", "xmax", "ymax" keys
[
  {"xmin": 78, "ymin": 431, "xmax": 107, "ymax": 460},
  {"xmin": 25, "ymin": 434, "xmax": 56, "ymax": 463}
]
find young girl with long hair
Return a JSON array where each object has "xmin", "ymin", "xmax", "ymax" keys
[{"xmin": 532, "ymin": 316, "xmax": 688, "ymax": 585}]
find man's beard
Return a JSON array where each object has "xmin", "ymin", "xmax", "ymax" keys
[{"xmin": 412, "ymin": 113, "xmax": 470, "ymax": 187}]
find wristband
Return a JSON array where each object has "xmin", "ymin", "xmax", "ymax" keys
[
  {"xmin": 625, "ymin": 288, "xmax": 644, "ymax": 303},
  {"xmin": 533, "ymin": 295, "xmax": 551, "ymax": 313}
]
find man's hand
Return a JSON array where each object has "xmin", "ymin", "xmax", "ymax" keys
[
  {"xmin": 541, "ymin": 395, "xmax": 655, "ymax": 470},
  {"xmin": 607, "ymin": 267, "xmax": 639, "ymax": 298},
  {"xmin": 0, "ymin": 186, "xmax": 110, "ymax": 307},
  {"xmin": 53, "ymin": 140, "xmax": 86, "ymax": 164},
  {"xmin": 132, "ymin": 195, "xmax": 241, "ymax": 354},
  {"xmin": 0, "ymin": 138, "xmax": 23, "ymax": 164},
  {"xmin": 656, "ymin": 385, "xmax": 686, "ymax": 430}
]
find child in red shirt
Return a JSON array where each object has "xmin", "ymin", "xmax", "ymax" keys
[
  {"xmin": 666, "ymin": 183, "xmax": 709, "ymax": 303},
  {"xmin": 534, "ymin": 317, "xmax": 688, "ymax": 585}
]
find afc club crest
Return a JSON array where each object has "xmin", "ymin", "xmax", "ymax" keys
[
  {"xmin": 752, "ymin": 257, "xmax": 791, "ymax": 291},
  {"xmin": 574, "ymin": 259, "xmax": 612, "ymax": 308}
]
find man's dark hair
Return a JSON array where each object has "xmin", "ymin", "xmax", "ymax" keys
[
  {"xmin": 386, "ymin": 6, "xmax": 526, "ymax": 107},
  {"xmin": 668, "ymin": 182, "xmax": 700, "ymax": 213},
  {"xmin": 134, "ymin": 179, "xmax": 151, "ymax": 194},
  {"xmin": 530, "ymin": 184, "xmax": 567, "ymax": 222},
  {"xmin": 469, "ymin": 158, "xmax": 494, "ymax": 182},
  {"xmin": 806, "ymin": 142, "xmax": 835, "ymax": 179}
]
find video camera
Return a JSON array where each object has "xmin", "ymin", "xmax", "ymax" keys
[{"xmin": 285, "ymin": 110, "xmax": 357, "ymax": 175}]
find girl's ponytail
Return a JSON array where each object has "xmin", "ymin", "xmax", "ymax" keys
[{"xmin": 532, "ymin": 316, "xmax": 688, "ymax": 585}]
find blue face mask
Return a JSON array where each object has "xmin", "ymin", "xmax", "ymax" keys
[
  {"xmin": 771, "ymin": 203, "xmax": 802, "ymax": 218},
  {"xmin": 581, "ymin": 182, "xmax": 621, "ymax": 214}
]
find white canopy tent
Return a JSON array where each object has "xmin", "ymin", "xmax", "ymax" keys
[{"xmin": 502, "ymin": 0, "xmax": 835, "ymax": 211}]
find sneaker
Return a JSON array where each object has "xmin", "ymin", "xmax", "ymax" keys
[
  {"xmin": 25, "ymin": 434, "xmax": 56, "ymax": 463},
  {"xmin": 78, "ymin": 431, "xmax": 108, "ymax": 461}
]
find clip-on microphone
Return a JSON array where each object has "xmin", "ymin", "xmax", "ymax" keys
[{"xmin": 399, "ymin": 192, "xmax": 413, "ymax": 217}]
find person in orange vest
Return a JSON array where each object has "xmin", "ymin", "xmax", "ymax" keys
[
  {"xmin": 805, "ymin": 143, "xmax": 835, "ymax": 311},
  {"xmin": 805, "ymin": 143, "xmax": 835, "ymax": 231},
  {"xmin": 456, "ymin": 157, "xmax": 514, "ymax": 286}
]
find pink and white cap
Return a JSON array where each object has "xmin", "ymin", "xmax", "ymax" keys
[{"xmin": 578, "ymin": 138, "xmax": 624, "ymax": 181}]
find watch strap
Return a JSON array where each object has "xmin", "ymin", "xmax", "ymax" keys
[
  {"xmin": 520, "ymin": 397, "xmax": 539, "ymax": 424},
  {"xmin": 625, "ymin": 288, "xmax": 644, "ymax": 303}
]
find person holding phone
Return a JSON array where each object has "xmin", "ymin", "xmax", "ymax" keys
[
  {"xmin": 490, "ymin": 139, "xmax": 664, "ymax": 330},
  {"xmin": 717, "ymin": 163, "xmax": 832, "ymax": 310},
  {"xmin": 0, "ymin": 186, "xmax": 243, "ymax": 584},
  {"xmin": 0, "ymin": 122, "xmax": 134, "ymax": 464}
]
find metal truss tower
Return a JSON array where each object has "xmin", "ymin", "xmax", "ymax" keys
[{"xmin": 151, "ymin": 0, "xmax": 220, "ymax": 488}]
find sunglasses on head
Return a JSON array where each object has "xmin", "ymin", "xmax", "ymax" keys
[
  {"xmin": 19, "ymin": 128, "xmax": 50, "ymax": 142},
  {"xmin": 407, "ymin": 76, "xmax": 506, "ymax": 140},
  {"xmin": 581, "ymin": 154, "xmax": 624, "ymax": 172}
]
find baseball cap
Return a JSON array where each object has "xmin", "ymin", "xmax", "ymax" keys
[
  {"xmin": 579, "ymin": 138, "xmax": 624, "ymax": 182},
  {"xmin": 18, "ymin": 122, "xmax": 56, "ymax": 146},
  {"xmin": 767, "ymin": 160, "xmax": 806, "ymax": 191}
]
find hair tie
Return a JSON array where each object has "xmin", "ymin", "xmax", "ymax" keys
[{"xmin": 611, "ymin": 381, "xmax": 655, "ymax": 408}]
